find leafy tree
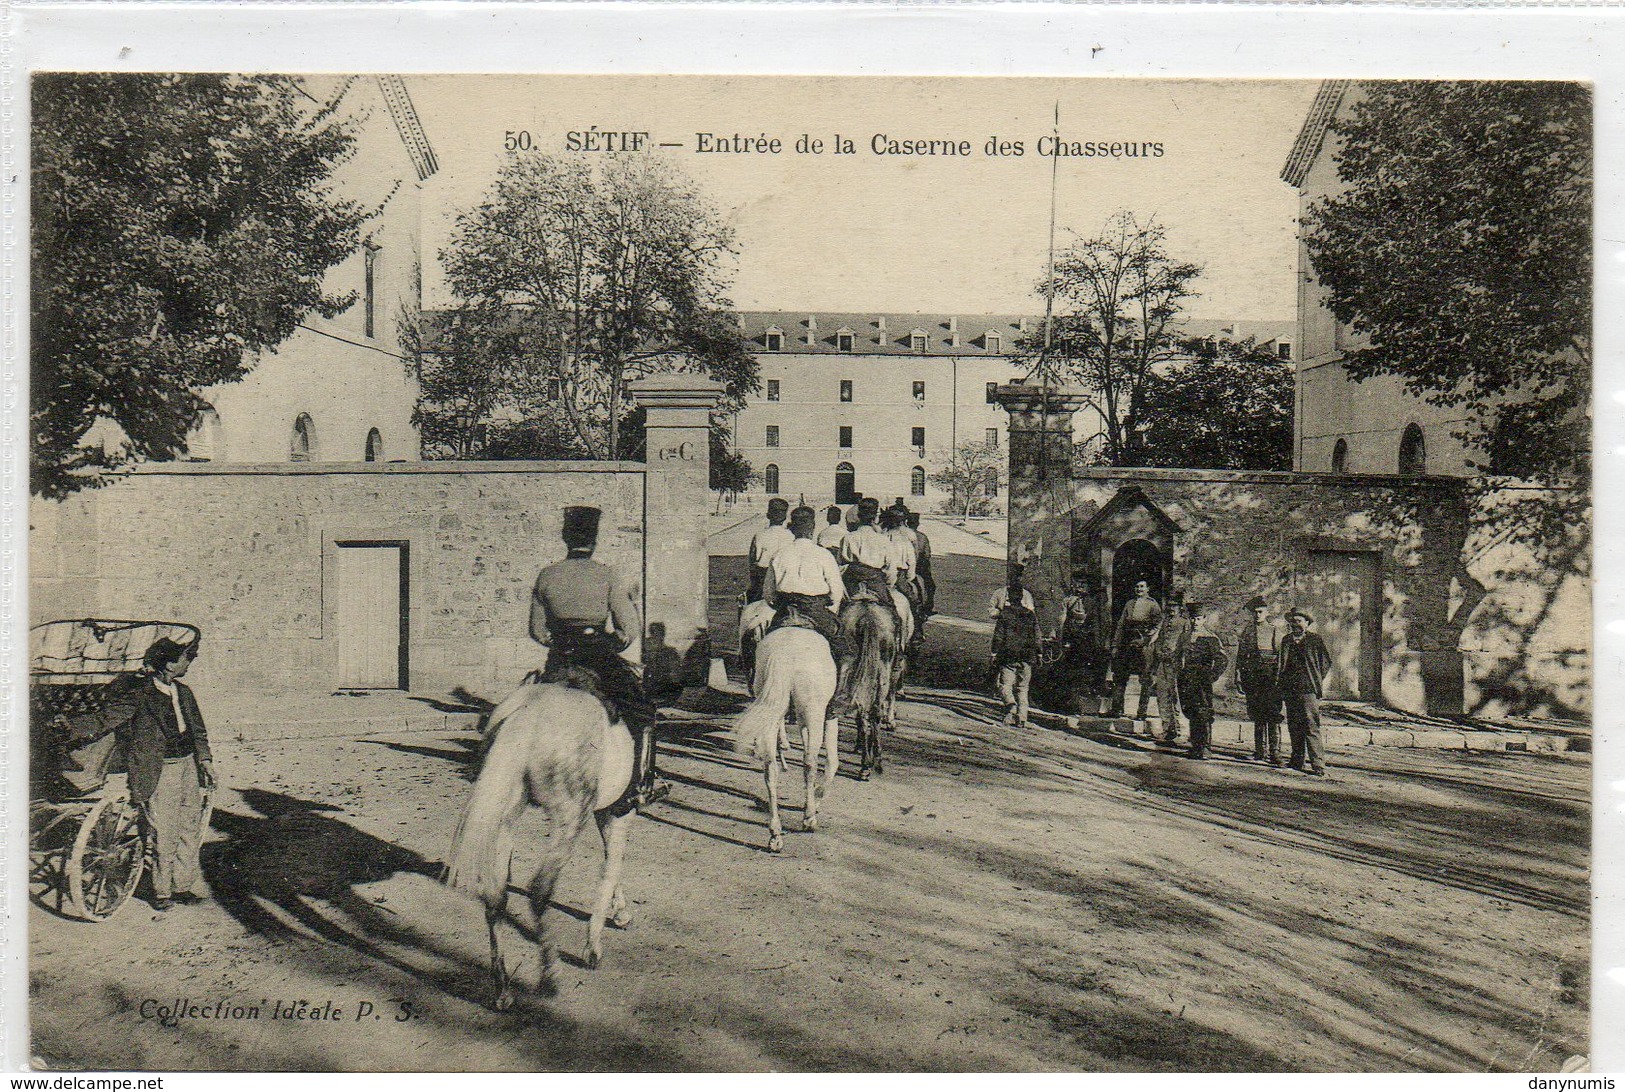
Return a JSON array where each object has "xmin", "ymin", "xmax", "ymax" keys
[
  {"xmin": 31, "ymin": 74, "xmax": 371, "ymax": 498},
  {"xmin": 432, "ymin": 152, "xmax": 757, "ymax": 461},
  {"xmin": 1132, "ymin": 338, "xmax": 1294, "ymax": 470},
  {"xmin": 1302, "ymin": 81, "xmax": 1591, "ymax": 483},
  {"xmin": 1014, "ymin": 212, "xmax": 1202, "ymax": 467},
  {"xmin": 930, "ymin": 440, "xmax": 1005, "ymax": 519}
]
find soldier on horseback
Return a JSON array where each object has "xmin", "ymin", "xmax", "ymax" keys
[
  {"xmin": 838, "ymin": 497, "xmax": 906, "ymax": 631},
  {"xmin": 764, "ymin": 506, "xmax": 852, "ymax": 662},
  {"xmin": 530, "ymin": 505, "xmax": 666, "ymax": 815}
]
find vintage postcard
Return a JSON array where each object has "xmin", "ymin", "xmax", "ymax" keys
[{"xmin": 14, "ymin": 46, "xmax": 1602, "ymax": 1076}]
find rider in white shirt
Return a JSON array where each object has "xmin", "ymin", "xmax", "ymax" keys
[{"xmin": 748, "ymin": 497, "xmax": 794, "ymax": 603}]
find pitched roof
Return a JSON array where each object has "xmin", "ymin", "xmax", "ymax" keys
[
  {"xmin": 1280, "ymin": 79, "xmax": 1353, "ymax": 188},
  {"xmin": 739, "ymin": 312, "xmax": 1295, "ymax": 355},
  {"xmin": 377, "ymin": 75, "xmax": 439, "ymax": 181},
  {"xmin": 740, "ymin": 312, "xmax": 1038, "ymax": 355}
]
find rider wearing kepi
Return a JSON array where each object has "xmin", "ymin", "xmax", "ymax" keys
[{"xmin": 530, "ymin": 505, "xmax": 666, "ymax": 815}]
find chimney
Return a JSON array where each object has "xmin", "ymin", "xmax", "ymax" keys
[
  {"xmin": 947, "ymin": 316, "xmax": 959, "ymax": 347},
  {"xmin": 806, "ymin": 314, "xmax": 817, "ymax": 345}
]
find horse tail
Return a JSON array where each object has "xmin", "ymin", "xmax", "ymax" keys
[
  {"xmin": 849, "ymin": 603, "xmax": 896, "ymax": 718},
  {"xmin": 446, "ymin": 682, "xmax": 606, "ymax": 908},
  {"xmin": 734, "ymin": 633, "xmax": 797, "ymax": 763}
]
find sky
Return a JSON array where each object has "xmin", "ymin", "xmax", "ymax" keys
[{"xmin": 408, "ymin": 76, "xmax": 1320, "ymax": 321}]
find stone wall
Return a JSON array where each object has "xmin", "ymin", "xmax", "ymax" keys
[
  {"xmin": 996, "ymin": 386, "xmax": 1589, "ymax": 718},
  {"xmin": 29, "ymin": 462, "xmax": 644, "ymax": 700},
  {"xmin": 31, "ymin": 378, "xmax": 724, "ymax": 703}
]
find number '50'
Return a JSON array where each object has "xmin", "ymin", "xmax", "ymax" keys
[{"xmin": 504, "ymin": 131, "xmax": 533, "ymax": 152}]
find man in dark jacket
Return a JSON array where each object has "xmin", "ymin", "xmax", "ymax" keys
[
  {"xmin": 1177, "ymin": 603, "xmax": 1227, "ymax": 760},
  {"xmin": 1278, "ymin": 608, "xmax": 1333, "ymax": 775},
  {"xmin": 122, "ymin": 637, "xmax": 215, "ymax": 911},
  {"xmin": 1236, "ymin": 595, "xmax": 1284, "ymax": 766}
]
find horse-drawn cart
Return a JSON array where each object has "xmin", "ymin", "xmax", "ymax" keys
[{"xmin": 29, "ymin": 620, "xmax": 200, "ymax": 921}]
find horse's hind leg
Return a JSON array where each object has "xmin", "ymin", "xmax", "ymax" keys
[
  {"xmin": 800, "ymin": 716, "xmax": 819, "ymax": 833},
  {"xmin": 528, "ymin": 799, "xmax": 593, "ymax": 993},
  {"xmin": 586, "ymin": 809, "xmax": 631, "ymax": 970},
  {"xmin": 821, "ymin": 715, "xmax": 841, "ymax": 797},
  {"xmin": 487, "ymin": 904, "xmax": 517, "ymax": 1012},
  {"xmin": 764, "ymin": 739, "xmax": 784, "ymax": 853}
]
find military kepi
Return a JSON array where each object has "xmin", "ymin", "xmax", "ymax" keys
[{"xmin": 562, "ymin": 505, "xmax": 601, "ymax": 548}]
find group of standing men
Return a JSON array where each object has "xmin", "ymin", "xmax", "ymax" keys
[{"xmin": 1009, "ymin": 575, "xmax": 1335, "ymax": 775}]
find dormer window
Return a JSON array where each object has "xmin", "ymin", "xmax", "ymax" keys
[
  {"xmin": 765, "ymin": 326, "xmax": 784, "ymax": 352},
  {"xmin": 837, "ymin": 329, "xmax": 855, "ymax": 353},
  {"xmin": 910, "ymin": 330, "xmax": 928, "ymax": 352},
  {"xmin": 985, "ymin": 332, "xmax": 1002, "ymax": 353},
  {"xmin": 1277, "ymin": 341, "xmax": 1292, "ymax": 360}
]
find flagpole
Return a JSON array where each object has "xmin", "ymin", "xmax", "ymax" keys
[{"xmin": 1038, "ymin": 101, "xmax": 1060, "ymax": 482}]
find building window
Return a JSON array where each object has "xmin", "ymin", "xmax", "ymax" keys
[
  {"xmin": 986, "ymin": 333, "xmax": 1002, "ymax": 353},
  {"xmin": 765, "ymin": 327, "xmax": 784, "ymax": 352},
  {"xmin": 766, "ymin": 425, "xmax": 780, "ymax": 448},
  {"xmin": 910, "ymin": 465, "xmax": 926, "ymax": 496},
  {"xmin": 766, "ymin": 379, "xmax": 780, "ymax": 402},
  {"xmin": 363, "ymin": 243, "xmax": 379, "ymax": 340},
  {"xmin": 911, "ymin": 426, "xmax": 926, "ymax": 455},
  {"xmin": 985, "ymin": 469, "xmax": 999, "ymax": 498},
  {"xmin": 290, "ymin": 413, "xmax": 316, "ymax": 462},
  {"xmin": 837, "ymin": 330, "xmax": 855, "ymax": 353},
  {"xmin": 912, "ymin": 381, "xmax": 926, "ymax": 402},
  {"xmin": 910, "ymin": 330, "xmax": 928, "ymax": 352},
  {"xmin": 1331, "ymin": 438, "xmax": 1348, "ymax": 474},
  {"xmin": 365, "ymin": 428, "xmax": 383, "ymax": 463},
  {"xmin": 764, "ymin": 464, "xmax": 779, "ymax": 494},
  {"xmin": 1277, "ymin": 341, "xmax": 1292, "ymax": 361},
  {"xmin": 986, "ymin": 381, "xmax": 999, "ymax": 404},
  {"xmin": 986, "ymin": 428, "xmax": 998, "ymax": 448},
  {"xmin": 839, "ymin": 426, "xmax": 853, "ymax": 449},
  {"xmin": 839, "ymin": 379, "xmax": 853, "ymax": 403},
  {"xmin": 1399, "ymin": 424, "xmax": 1426, "ymax": 476}
]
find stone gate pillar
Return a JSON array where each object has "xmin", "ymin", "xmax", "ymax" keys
[
  {"xmin": 995, "ymin": 384, "xmax": 1091, "ymax": 614},
  {"xmin": 631, "ymin": 375, "xmax": 724, "ymax": 676}
]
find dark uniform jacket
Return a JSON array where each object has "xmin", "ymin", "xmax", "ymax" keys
[
  {"xmin": 1277, "ymin": 632, "xmax": 1332, "ymax": 697},
  {"xmin": 121, "ymin": 678, "xmax": 212, "ymax": 806},
  {"xmin": 1236, "ymin": 622, "xmax": 1281, "ymax": 691}
]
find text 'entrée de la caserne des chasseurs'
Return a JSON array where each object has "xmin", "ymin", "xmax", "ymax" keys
[{"xmin": 549, "ymin": 127, "xmax": 1165, "ymax": 159}]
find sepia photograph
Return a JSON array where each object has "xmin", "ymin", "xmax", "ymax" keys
[{"xmin": 22, "ymin": 68, "xmax": 1592, "ymax": 1072}]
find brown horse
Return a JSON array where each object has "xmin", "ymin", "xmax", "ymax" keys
[{"xmin": 839, "ymin": 594, "xmax": 912, "ymax": 780}]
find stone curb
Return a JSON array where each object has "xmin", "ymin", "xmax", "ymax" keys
[
  {"xmin": 227, "ymin": 711, "xmax": 482, "ymax": 743},
  {"xmin": 1063, "ymin": 715, "xmax": 1578, "ymax": 754}
]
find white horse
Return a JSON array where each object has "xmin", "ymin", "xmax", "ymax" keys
[
  {"xmin": 732, "ymin": 627, "xmax": 840, "ymax": 853},
  {"xmin": 444, "ymin": 680, "xmax": 634, "ymax": 1010}
]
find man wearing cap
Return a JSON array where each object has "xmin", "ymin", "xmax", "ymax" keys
[
  {"xmin": 881, "ymin": 505, "xmax": 923, "ymax": 628},
  {"xmin": 1109, "ymin": 580, "xmax": 1163, "ymax": 719},
  {"xmin": 839, "ymin": 497, "xmax": 904, "ymax": 628},
  {"xmin": 531, "ymin": 506, "xmax": 664, "ymax": 812},
  {"xmin": 1236, "ymin": 596, "xmax": 1284, "ymax": 766},
  {"xmin": 1148, "ymin": 589, "xmax": 1189, "ymax": 743},
  {"xmin": 1177, "ymin": 602, "xmax": 1227, "ymax": 760},
  {"xmin": 765, "ymin": 506, "xmax": 851, "ymax": 667},
  {"xmin": 1277, "ymin": 608, "xmax": 1333, "ymax": 776},
  {"xmin": 748, "ymin": 498, "xmax": 794, "ymax": 604},
  {"xmin": 817, "ymin": 505, "xmax": 847, "ymax": 556},
  {"xmin": 905, "ymin": 511, "xmax": 936, "ymax": 621},
  {"xmin": 124, "ymin": 636, "xmax": 215, "ymax": 911}
]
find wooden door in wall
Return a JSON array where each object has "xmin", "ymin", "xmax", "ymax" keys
[
  {"xmin": 1295, "ymin": 551, "xmax": 1380, "ymax": 701},
  {"xmin": 335, "ymin": 542, "xmax": 408, "ymax": 689}
]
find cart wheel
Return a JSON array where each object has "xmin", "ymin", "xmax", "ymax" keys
[{"xmin": 65, "ymin": 792, "xmax": 145, "ymax": 921}]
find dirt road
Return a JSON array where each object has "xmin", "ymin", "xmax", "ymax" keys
[{"xmin": 31, "ymin": 688, "xmax": 1588, "ymax": 1072}]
